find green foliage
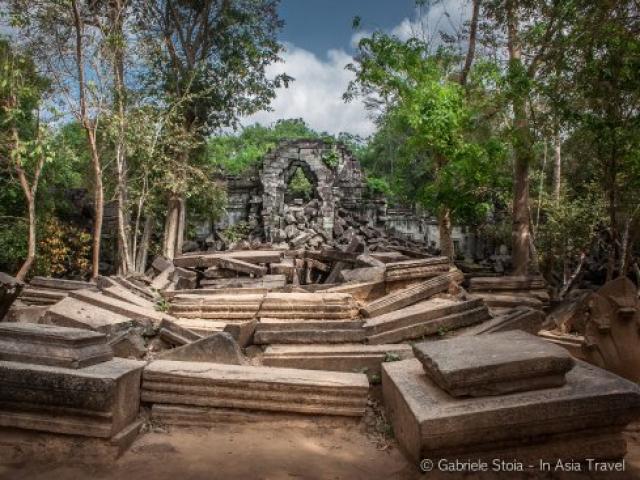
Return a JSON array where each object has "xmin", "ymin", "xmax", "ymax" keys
[
  {"xmin": 220, "ymin": 221, "xmax": 252, "ymax": 243},
  {"xmin": 207, "ymin": 118, "xmax": 321, "ymax": 174},
  {"xmin": 321, "ymin": 146, "xmax": 339, "ymax": 169},
  {"xmin": 383, "ymin": 352, "xmax": 401, "ymax": 362},
  {"xmin": 287, "ymin": 167, "xmax": 313, "ymax": 200},
  {"xmin": 365, "ymin": 176, "xmax": 392, "ymax": 197},
  {"xmin": 347, "ymin": 33, "xmax": 508, "ymax": 224}
]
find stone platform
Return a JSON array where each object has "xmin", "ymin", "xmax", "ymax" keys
[
  {"xmin": 383, "ymin": 357, "xmax": 640, "ymax": 462},
  {"xmin": 412, "ymin": 330, "xmax": 574, "ymax": 397},
  {"xmin": 142, "ymin": 360, "xmax": 369, "ymax": 417},
  {"xmin": 262, "ymin": 343, "xmax": 413, "ymax": 378}
]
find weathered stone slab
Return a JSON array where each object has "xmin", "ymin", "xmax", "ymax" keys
[
  {"xmin": 174, "ymin": 250, "xmax": 283, "ymax": 268},
  {"xmin": 111, "ymin": 276, "xmax": 156, "ymax": 300},
  {"xmin": 142, "ymin": 360, "xmax": 368, "ymax": 417},
  {"xmin": 170, "ymin": 318, "xmax": 228, "ymax": 336},
  {"xmin": 469, "ymin": 292, "xmax": 545, "ymax": 310},
  {"xmin": 70, "ymin": 289, "xmax": 170, "ymax": 326},
  {"xmin": 210, "ymin": 257, "xmax": 267, "ymax": 277},
  {"xmin": 158, "ymin": 318, "xmax": 202, "ymax": 346},
  {"xmin": 18, "ymin": 287, "xmax": 67, "ymax": 306},
  {"xmin": 0, "ymin": 358, "xmax": 144, "ymax": 438},
  {"xmin": 3, "ymin": 304, "xmax": 48, "ymax": 323},
  {"xmin": 366, "ymin": 304, "xmax": 490, "ymax": 345},
  {"xmin": 29, "ymin": 276, "xmax": 93, "ymax": 291},
  {"xmin": 172, "ymin": 267, "xmax": 198, "ymax": 290},
  {"xmin": 259, "ymin": 292, "xmax": 359, "ymax": 320},
  {"xmin": 100, "ymin": 284, "xmax": 157, "ymax": 309},
  {"xmin": 151, "ymin": 255, "xmax": 173, "ymax": 274},
  {"xmin": 161, "ymin": 287, "xmax": 269, "ymax": 300},
  {"xmin": 223, "ymin": 319, "xmax": 257, "ymax": 347},
  {"xmin": 362, "ymin": 272, "xmax": 458, "ymax": 318},
  {"xmin": 44, "ymin": 296, "xmax": 137, "ymax": 335},
  {"xmin": 108, "ymin": 331, "xmax": 147, "ymax": 359},
  {"xmin": 157, "ymin": 332, "xmax": 246, "ymax": 365},
  {"xmin": 262, "ymin": 344, "xmax": 413, "ymax": 377},
  {"xmin": 382, "ymin": 358, "xmax": 640, "ymax": 462},
  {"xmin": 254, "ymin": 327, "xmax": 366, "ymax": 345},
  {"xmin": 412, "ymin": 331, "xmax": 574, "ymax": 397},
  {"xmin": 150, "ymin": 265, "xmax": 174, "ymax": 290},
  {"xmin": 0, "ymin": 323, "xmax": 113, "ymax": 369},
  {"xmin": 199, "ymin": 274, "xmax": 286, "ymax": 290},
  {"xmin": 340, "ymin": 266, "xmax": 385, "ymax": 283},
  {"xmin": 169, "ymin": 293, "xmax": 264, "ymax": 320},
  {"xmin": 458, "ymin": 306, "xmax": 545, "ymax": 336},
  {"xmin": 364, "ymin": 298, "xmax": 485, "ymax": 335},
  {"xmin": 469, "ymin": 275, "xmax": 547, "ymax": 291}
]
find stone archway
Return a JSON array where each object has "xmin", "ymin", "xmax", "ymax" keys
[{"xmin": 261, "ymin": 141, "xmax": 336, "ymax": 242}]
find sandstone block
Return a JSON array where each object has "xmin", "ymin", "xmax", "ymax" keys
[
  {"xmin": 412, "ymin": 331, "xmax": 574, "ymax": 397},
  {"xmin": 0, "ymin": 323, "xmax": 113, "ymax": 369},
  {"xmin": 157, "ymin": 332, "xmax": 245, "ymax": 365}
]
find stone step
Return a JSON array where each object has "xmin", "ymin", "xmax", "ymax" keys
[
  {"xmin": 262, "ymin": 343, "xmax": 413, "ymax": 376},
  {"xmin": 364, "ymin": 298, "xmax": 484, "ymax": 335},
  {"xmin": 19, "ymin": 287, "xmax": 68, "ymax": 305},
  {"xmin": 142, "ymin": 360, "xmax": 369, "ymax": 417},
  {"xmin": 459, "ymin": 307, "xmax": 545, "ymax": 336},
  {"xmin": 254, "ymin": 328, "xmax": 366, "ymax": 345},
  {"xmin": 29, "ymin": 277, "xmax": 93, "ymax": 291},
  {"xmin": 149, "ymin": 404, "xmax": 358, "ymax": 426},
  {"xmin": 43, "ymin": 297, "xmax": 138, "ymax": 335},
  {"xmin": 366, "ymin": 307, "xmax": 491, "ymax": 344},
  {"xmin": 0, "ymin": 358, "xmax": 143, "ymax": 438},
  {"xmin": 469, "ymin": 275, "xmax": 547, "ymax": 291},
  {"xmin": 0, "ymin": 323, "xmax": 113, "ymax": 369},
  {"xmin": 199, "ymin": 275, "xmax": 286, "ymax": 290},
  {"xmin": 469, "ymin": 293, "xmax": 544, "ymax": 309},
  {"xmin": 173, "ymin": 250, "xmax": 284, "ymax": 268},
  {"xmin": 362, "ymin": 273, "xmax": 458, "ymax": 318},
  {"xmin": 100, "ymin": 284, "xmax": 157, "ymax": 309},
  {"xmin": 257, "ymin": 318, "xmax": 364, "ymax": 331}
]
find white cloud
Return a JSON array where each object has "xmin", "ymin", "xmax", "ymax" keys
[
  {"xmin": 243, "ymin": 1, "xmax": 472, "ymax": 138},
  {"xmin": 241, "ymin": 44, "xmax": 375, "ymax": 137},
  {"xmin": 352, "ymin": 0, "xmax": 471, "ymax": 52}
]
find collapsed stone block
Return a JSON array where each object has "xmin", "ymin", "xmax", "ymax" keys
[
  {"xmin": 412, "ymin": 331, "xmax": 574, "ymax": 397},
  {"xmin": 0, "ymin": 322, "xmax": 113, "ymax": 369},
  {"xmin": 382, "ymin": 331, "xmax": 640, "ymax": 463}
]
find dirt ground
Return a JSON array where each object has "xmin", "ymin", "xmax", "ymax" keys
[
  {"xmin": 3, "ymin": 417, "xmax": 640, "ymax": 480},
  {"xmin": 3, "ymin": 422, "xmax": 640, "ymax": 480}
]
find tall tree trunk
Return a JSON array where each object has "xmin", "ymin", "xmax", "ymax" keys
[
  {"xmin": 176, "ymin": 196, "xmax": 186, "ymax": 256},
  {"xmin": 136, "ymin": 215, "xmax": 153, "ymax": 272},
  {"xmin": 11, "ymin": 117, "xmax": 45, "ymax": 281},
  {"xmin": 438, "ymin": 207, "xmax": 455, "ymax": 261},
  {"xmin": 110, "ymin": 0, "xmax": 133, "ymax": 275},
  {"xmin": 552, "ymin": 133, "xmax": 561, "ymax": 204},
  {"xmin": 535, "ymin": 140, "xmax": 548, "ymax": 229},
  {"xmin": 163, "ymin": 193, "xmax": 181, "ymax": 259},
  {"xmin": 460, "ymin": 0, "xmax": 480, "ymax": 87},
  {"xmin": 72, "ymin": 0, "xmax": 103, "ymax": 279},
  {"xmin": 506, "ymin": 0, "xmax": 533, "ymax": 275}
]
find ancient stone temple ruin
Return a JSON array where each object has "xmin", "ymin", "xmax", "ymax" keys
[
  {"xmin": 217, "ymin": 139, "xmax": 391, "ymax": 250},
  {"xmin": 2, "ymin": 141, "xmax": 640, "ymax": 477}
]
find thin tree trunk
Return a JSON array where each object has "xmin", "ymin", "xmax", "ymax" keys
[
  {"xmin": 535, "ymin": 140, "xmax": 547, "ymax": 230},
  {"xmin": 163, "ymin": 193, "xmax": 181, "ymax": 259},
  {"xmin": 438, "ymin": 207, "xmax": 455, "ymax": 261},
  {"xmin": 175, "ymin": 196, "xmax": 186, "ymax": 256},
  {"xmin": 506, "ymin": 0, "xmax": 532, "ymax": 275},
  {"xmin": 72, "ymin": 0, "xmax": 103, "ymax": 279},
  {"xmin": 111, "ymin": 0, "xmax": 133, "ymax": 275},
  {"xmin": 12, "ymin": 119, "xmax": 45, "ymax": 281},
  {"xmin": 460, "ymin": 0, "xmax": 480, "ymax": 87},
  {"xmin": 552, "ymin": 133, "xmax": 561, "ymax": 204},
  {"xmin": 136, "ymin": 215, "xmax": 153, "ymax": 272}
]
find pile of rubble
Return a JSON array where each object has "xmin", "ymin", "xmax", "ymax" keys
[{"xmin": 2, "ymin": 241, "xmax": 640, "ymax": 468}]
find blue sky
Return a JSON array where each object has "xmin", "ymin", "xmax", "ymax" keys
[
  {"xmin": 242, "ymin": 0, "xmax": 470, "ymax": 137},
  {"xmin": 279, "ymin": 0, "xmax": 416, "ymax": 57}
]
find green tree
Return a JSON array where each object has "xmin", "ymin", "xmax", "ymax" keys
[
  {"xmin": 346, "ymin": 34, "xmax": 506, "ymax": 258},
  {"xmin": 135, "ymin": 0, "xmax": 290, "ymax": 259}
]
